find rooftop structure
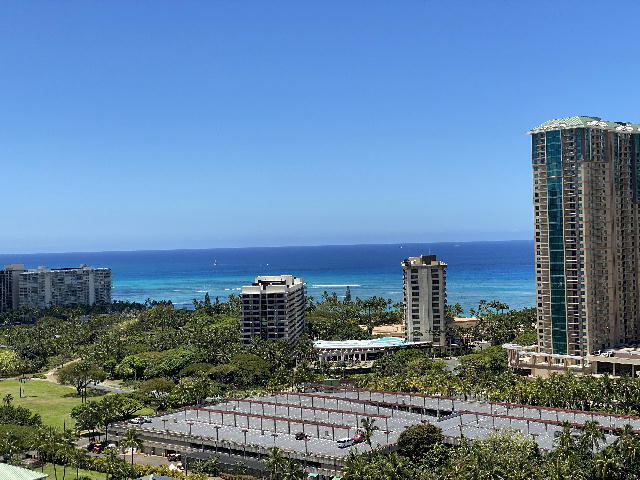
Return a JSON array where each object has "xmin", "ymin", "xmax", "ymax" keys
[
  {"xmin": 240, "ymin": 275, "xmax": 306, "ymax": 345},
  {"xmin": 313, "ymin": 337, "xmax": 408, "ymax": 350},
  {"xmin": 110, "ymin": 385, "xmax": 638, "ymax": 477},
  {"xmin": 529, "ymin": 116, "xmax": 640, "ymax": 133},
  {"xmin": 401, "ymin": 255, "xmax": 447, "ymax": 344},
  {"xmin": 0, "ymin": 464, "xmax": 48, "ymax": 480}
]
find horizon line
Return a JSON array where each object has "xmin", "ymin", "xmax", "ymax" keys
[{"xmin": 0, "ymin": 238, "xmax": 534, "ymax": 257}]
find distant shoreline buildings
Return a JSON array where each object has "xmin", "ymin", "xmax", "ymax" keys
[{"xmin": 0, "ymin": 264, "xmax": 112, "ymax": 312}]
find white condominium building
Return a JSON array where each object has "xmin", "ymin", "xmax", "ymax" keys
[
  {"xmin": 402, "ymin": 255, "xmax": 447, "ymax": 345},
  {"xmin": 18, "ymin": 264, "xmax": 112, "ymax": 309},
  {"xmin": 241, "ymin": 275, "xmax": 306, "ymax": 345}
]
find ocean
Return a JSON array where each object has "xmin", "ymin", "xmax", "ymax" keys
[{"xmin": 0, "ymin": 240, "xmax": 535, "ymax": 314}]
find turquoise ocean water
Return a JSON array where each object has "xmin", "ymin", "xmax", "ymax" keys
[{"xmin": 0, "ymin": 240, "xmax": 535, "ymax": 314}]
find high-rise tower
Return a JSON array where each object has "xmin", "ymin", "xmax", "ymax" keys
[
  {"xmin": 402, "ymin": 255, "xmax": 447, "ymax": 344},
  {"xmin": 529, "ymin": 116, "xmax": 640, "ymax": 356},
  {"xmin": 240, "ymin": 275, "xmax": 306, "ymax": 345}
]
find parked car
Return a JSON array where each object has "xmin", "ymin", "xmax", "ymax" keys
[
  {"xmin": 351, "ymin": 432, "xmax": 364, "ymax": 444},
  {"xmin": 295, "ymin": 432, "xmax": 309, "ymax": 440},
  {"xmin": 337, "ymin": 438, "xmax": 355, "ymax": 448}
]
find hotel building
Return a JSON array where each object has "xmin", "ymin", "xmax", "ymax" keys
[
  {"xmin": 240, "ymin": 275, "xmax": 306, "ymax": 345},
  {"xmin": 401, "ymin": 255, "xmax": 447, "ymax": 345},
  {"xmin": 17, "ymin": 264, "xmax": 112, "ymax": 309},
  {"xmin": 0, "ymin": 264, "xmax": 25, "ymax": 313},
  {"xmin": 529, "ymin": 116, "xmax": 640, "ymax": 357}
]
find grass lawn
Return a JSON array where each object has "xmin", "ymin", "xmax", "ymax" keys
[
  {"xmin": 0, "ymin": 379, "xmax": 88, "ymax": 429},
  {"xmin": 39, "ymin": 463, "xmax": 105, "ymax": 480}
]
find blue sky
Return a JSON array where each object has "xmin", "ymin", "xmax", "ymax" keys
[{"xmin": 2, "ymin": 1, "xmax": 640, "ymax": 253}]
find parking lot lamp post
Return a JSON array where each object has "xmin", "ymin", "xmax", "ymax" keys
[
  {"xmin": 271, "ymin": 433, "xmax": 278, "ymax": 446},
  {"xmin": 242, "ymin": 429, "xmax": 248, "ymax": 458},
  {"xmin": 187, "ymin": 421, "xmax": 194, "ymax": 436},
  {"xmin": 304, "ymin": 437, "xmax": 308, "ymax": 455}
]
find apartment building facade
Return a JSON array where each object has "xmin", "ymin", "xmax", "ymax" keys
[
  {"xmin": 0, "ymin": 264, "xmax": 26, "ymax": 313},
  {"xmin": 530, "ymin": 116, "xmax": 640, "ymax": 356},
  {"xmin": 402, "ymin": 255, "xmax": 447, "ymax": 345},
  {"xmin": 240, "ymin": 275, "xmax": 306, "ymax": 345},
  {"xmin": 17, "ymin": 264, "xmax": 112, "ymax": 309}
]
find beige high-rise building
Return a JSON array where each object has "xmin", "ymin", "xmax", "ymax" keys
[
  {"xmin": 18, "ymin": 264, "xmax": 112, "ymax": 309},
  {"xmin": 402, "ymin": 255, "xmax": 447, "ymax": 344},
  {"xmin": 240, "ymin": 275, "xmax": 306, "ymax": 345},
  {"xmin": 529, "ymin": 116, "xmax": 640, "ymax": 356}
]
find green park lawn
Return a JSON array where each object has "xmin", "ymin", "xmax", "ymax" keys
[
  {"xmin": 0, "ymin": 379, "xmax": 87, "ymax": 429},
  {"xmin": 40, "ymin": 463, "xmax": 105, "ymax": 480}
]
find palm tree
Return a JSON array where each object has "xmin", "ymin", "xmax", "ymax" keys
[
  {"xmin": 263, "ymin": 447, "xmax": 286, "ymax": 480},
  {"xmin": 359, "ymin": 417, "xmax": 379, "ymax": 451},
  {"xmin": 554, "ymin": 421, "xmax": 576, "ymax": 455},
  {"xmin": 281, "ymin": 458, "xmax": 305, "ymax": 480},
  {"xmin": 103, "ymin": 447, "xmax": 127, "ymax": 480},
  {"xmin": 578, "ymin": 420, "xmax": 605, "ymax": 453},
  {"xmin": 67, "ymin": 448, "xmax": 89, "ymax": 480},
  {"xmin": 3, "ymin": 393, "xmax": 13, "ymax": 406},
  {"xmin": 120, "ymin": 428, "xmax": 143, "ymax": 465},
  {"xmin": 59, "ymin": 429, "xmax": 78, "ymax": 480}
]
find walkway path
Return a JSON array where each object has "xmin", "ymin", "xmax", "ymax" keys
[{"xmin": 43, "ymin": 361, "xmax": 134, "ymax": 393}]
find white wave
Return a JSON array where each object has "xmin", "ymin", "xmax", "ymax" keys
[
  {"xmin": 195, "ymin": 290, "xmax": 209, "ymax": 293},
  {"xmin": 224, "ymin": 287, "xmax": 242, "ymax": 291},
  {"xmin": 311, "ymin": 284, "xmax": 361, "ymax": 288}
]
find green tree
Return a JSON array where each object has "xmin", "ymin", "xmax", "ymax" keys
[
  {"xmin": 397, "ymin": 424, "xmax": 444, "ymax": 462},
  {"xmin": 359, "ymin": 417, "xmax": 379, "ymax": 451},
  {"xmin": 191, "ymin": 458, "xmax": 221, "ymax": 476},
  {"xmin": 120, "ymin": 428, "xmax": 143, "ymax": 464},
  {"xmin": 263, "ymin": 447, "xmax": 287, "ymax": 480},
  {"xmin": 56, "ymin": 360, "xmax": 107, "ymax": 402}
]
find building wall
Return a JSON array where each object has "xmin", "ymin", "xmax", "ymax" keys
[
  {"xmin": 0, "ymin": 265, "xmax": 25, "ymax": 313},
  {"xmin": 18, "ymin": 265, "xmax": 112, "ymax": 309},
  {"xmin": 241, "ymin": 275, "xmax": 306, "ymax": 345},
  {"xmin": 532, "ymin": 120, "xmax": 640, "ymax": 355},
  {"xmin": 402, "ymin": 255, "xmax": 447, "ymax": 345}
]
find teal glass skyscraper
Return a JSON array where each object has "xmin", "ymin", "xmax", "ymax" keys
[{"xmin": 529, "ymin": 117, "xmax": 640, "ymax": 356}]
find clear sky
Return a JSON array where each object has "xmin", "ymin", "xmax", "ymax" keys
[{"xmin": 2, "ymin": 1, "xmax": 640, "ymax": 253}]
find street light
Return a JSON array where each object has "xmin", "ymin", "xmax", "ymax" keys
[
  {"xmin": 214, "ymin": 425, "xmax": 221, "ymax": 454},
  {"xmin": 242, "ymin": 429, "xmax": 248, "ymax": 458},
  {"xmin": 271, "ymin": 433, "xmax": 278, "ymax": 446}
]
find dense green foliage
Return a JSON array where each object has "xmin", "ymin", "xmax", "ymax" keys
[
  {"xmin": 344, "ymin": 424, "xmax": 640, "ymax": 480},
  {"xmin": 306, "ymin": 290, "xmax": 400, "ymax": 340},
  {"xmin": 0, "ymin": 403, "xmax": 42, "ymax": 426}
]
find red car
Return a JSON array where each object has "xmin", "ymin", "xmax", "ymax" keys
[{"xmin": 352, "ymin": 432, "xmax": 364, "ymax": 444}]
